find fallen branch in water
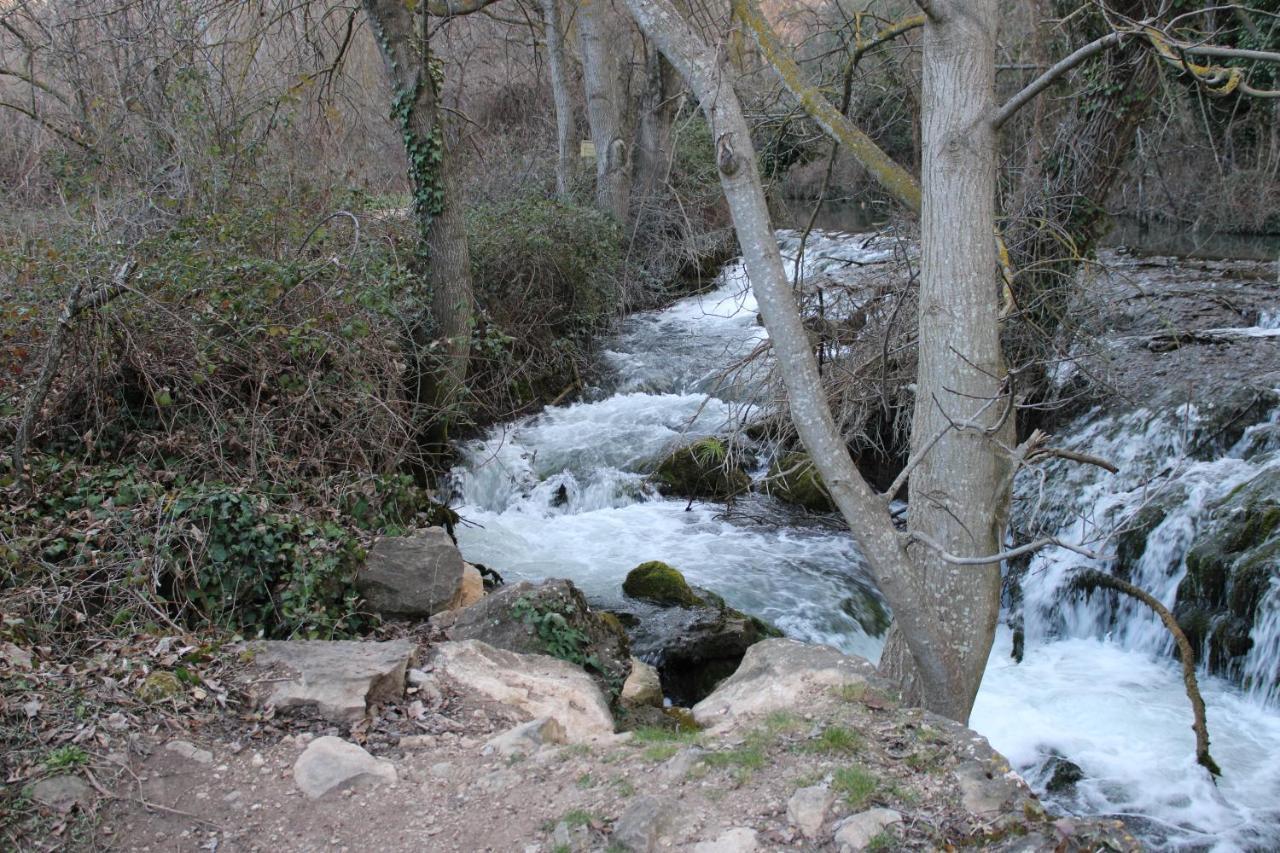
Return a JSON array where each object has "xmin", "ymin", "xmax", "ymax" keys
[
  {"xmin": 11, "ymin": 260, "xmax": 136, "ymax": 490},
  {"xmin": 1070, "ymin": 569, "xmax": 1222, "ymax": 778}
]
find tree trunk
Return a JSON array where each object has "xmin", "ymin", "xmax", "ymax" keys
[
  {"xmin": 633, "ymin": 45, "xmax": 679, "ymax": 200},
  {"xmin": 577, "ymin": 0, "xmax": 632, "ymax": 222},
  {"xmin": 362, "ymin": 0, "xmax": 474, "ymax": 472},
  {"xmin": 879, "ymin": 0, "xmax": 1011, "ymax": 721},
  {"xmin": 539, "ymin": 0, "xmax": 575, "ymax": 199}
]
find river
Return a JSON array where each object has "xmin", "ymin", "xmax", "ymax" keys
[{"xmin": 451, "ymin": 228, "xmax": 1280, "ymax": 851}]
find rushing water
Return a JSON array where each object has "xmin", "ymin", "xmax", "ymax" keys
[{"xmin": 452, "ymin": 229, "xmax": 1280, "ymax": 851}]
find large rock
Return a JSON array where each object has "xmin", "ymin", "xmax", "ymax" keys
[
  {"xmin": 614, "ymin": 564, "xmax": 782, "ymax": 706},
  {"xmin": 692, "ymin": 638, "xmax": 875, "ymax": 727},
  {"xmin": 620, "ymin": 658, "xmax": 663, "ymax": 708},
  {"xmin": 243, "ymin": 639, "xmax": 414, "ymax": 722},
  {"xmin": 357, "ymin": 529, "xmax": 464, "ymax": 618},
  {"xmin": 430, "ymin": 640, "xmax": 614, "ymax": 741},
  {"xmin": 611, "ymin": 796, "xmax": 677, "ymax": 852},
  {"xmin": 767, "ymin": 451, "xmax": 835, "ymax": 512},
  {"xmin": 833, "ymin": 808, "xmax": 902, "ymax": 852},
  {"xmin": 787, "ymin": 784, "xmax": 834, "ymax": 838},
  {"xmin": 293, "ymin": 736, "xmax": 397, "ymax": 799},
  {"xmin": 430, "ymin": 579, "xmax": 630, "ymax": 699}
]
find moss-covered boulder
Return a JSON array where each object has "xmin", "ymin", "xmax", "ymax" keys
[
  {"xmin": 768, "ymin": 451, "xmax": 835, "ymax": 512},
  {"xmin": 623, "ymin": 561, "xmax": 704, "ymax": 607},
  {"xmin": 1174, "ymin": 469, "xmax": 1280, "ymax": 684},
  {"xmin": 616, "ymin": 562, "xmax": 783, "ymax": 705},
  {"xmin": 652, "ymin": 438, "xmax": 750, "ymax": 501}
]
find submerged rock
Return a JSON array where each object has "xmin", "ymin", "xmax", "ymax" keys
[
  {"xmin": 651, "ymin": 438, "xmax": 750, "ymax": 500},
  {"xmin": 357, "ymin": 528, "xmax": 465, "ymax": 618},
  {"xmin": 430, "ymin": 579, "xmax": 630, "ymax": 698}
]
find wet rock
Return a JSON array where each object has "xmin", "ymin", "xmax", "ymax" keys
[
  {"xmin": 620, "ymin": 658, "xmax": 663, "ymax": 708},
  {"xmin": 612, "ymin": 795, "xmax": 676, "ymax": 852},
  {"xmin": 691, "ymin": 827, "xmax": 759, "ymax": 853},
  {"xmin": 786, "ymin": 784, "xmax": 834, "ymax": 838},
  {"xmin": 833, "ymin": 808, "xmax": 902, "ymax": 851},
  {"xmin": 164, "ymin": 740, "xmax": 213, "ymax": 765},
  {"xmin": 652, "ymin": 438, "xmax": 750, "ymax": 500},
  {"xmin": 31, "ymin": 775, "xmax": 93, "ymax": 812},
  {"xmin": 767, "ymin": 451, "xmax": 834, "ymax": 512},
  {"xmin": 614, "ymin": 565, "xmax": 782, "ymax": 705},
  {"xmin": 692, "ymin": 638, "xmax": 876, "ymax": 727},
  {"xmin": 1043, "ymin": 755, "xmax": 1085, "ymax": 793},
  {"xmin": 242, "ymin": 639, "xmax": 414, "ymax": 722},
  {"xmin": 357, "ymin": 528, "xmax": 464, "ymax": 618},
  {"xmin": 430, "ymin": 640, "xmax": 615, "ymax": 741},
  {"xmin": 483, "ymin": 717, "xmax": 566, "ymax": 757},
  {"xmin": 292, "ymin": 736, "xmax": 396, "ymax": 799},
  {"xmin": 430, "ymin": 579, "xmax": 630, "ymax": 698}
]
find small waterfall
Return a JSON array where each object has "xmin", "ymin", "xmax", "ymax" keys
[{"xmin": 1246, "ymin": 580, "xmax": 1280, "ymax": 706}]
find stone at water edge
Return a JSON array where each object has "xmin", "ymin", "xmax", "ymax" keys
[
  {"xmin": 691, "ymin": 827, "xmax": 759, "ymax": 853},
  {"xmin": 620, "ymin": 657, "xmax": 663, "ymax": 707},
  {"xmin": 292, "ymin": 736, "xmax": 396, "ymax": 799},
  {"xmin": 449, "ymin": 563, "xmax": 485, "ymax": 609},
  {"xmin": 692, "ymin": 638, "xmax": 876, "ymax": 727},
  {"xmin": 430, "ymin": 640, "xmax": 615, "ymax": 742},
  {"xmin": 357, "ymin": 528, "xmax": 464, "ymax": 618},
  {"xmin": 833, "ymin": 808, "xmax": 902, "ymax": 852},
  {"xmin": 787, "ymin": 784, "xmax": 835, "ymax": 839},
  {"xmin": 483, "ymin": 716, "xmax": 566, "ymax": 757},
  {"xmin": 243, "ymin": 639, "xmax": 415, "ymax": 722}
]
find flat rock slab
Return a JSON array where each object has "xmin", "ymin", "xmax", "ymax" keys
[
  {"xmin": 431, "ymin": 640, "xmax": 614, "ymax": 742},
  {"xmin": 243, "ymin": 639, "xmax": 415, "ymax": 722},
  {"xmin": 293, "ymin": 736, "xmax": 397, "ymax": 799},
  {"xmin": 31, "ymin": 775, "xmax": 94, "ymax": 813},
  {"xmin": 358, "ymin": 528, "xmax": 464, "ymax": 618},
  {"xmin": 692, "ymin": 638, "xmax": 876, "ymax": 727}
]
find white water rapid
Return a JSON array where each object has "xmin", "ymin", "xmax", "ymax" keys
[{"xmin": 451, "ymin": 230, "xmax": 1280, "ymax": 851}]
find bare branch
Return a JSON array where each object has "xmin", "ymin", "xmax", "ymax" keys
[
  {"xmin": 906, "ymin": 531, "xmax": 1109, "ymax": 565},
  {"xmin": 992, "ymin": 32, "xmax": 1129, "ymax": 130}
]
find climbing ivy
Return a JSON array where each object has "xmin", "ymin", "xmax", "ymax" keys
[{"xmin": 389, "ymin": 59, "xmax": 447, "ymax": 250}]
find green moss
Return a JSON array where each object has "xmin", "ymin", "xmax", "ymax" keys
[
  {"xmin": 622, "ymin": 561, "xmax": 704, "ymax": 607},
  {"xmin": 768, "ymin": 451, "xmax": 834, "ymax": 512},
  {"xmin": 652, "ymin": 438, "xmax": 750, "ymax": 500},
  {"xmin": 137, "ymin": 671, "xmax": 184, "ymax": 703}
]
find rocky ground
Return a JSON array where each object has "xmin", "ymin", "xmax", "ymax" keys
[{"xmin": 12, "ymin": 628, "xmax": 1139, "ymax": 852}]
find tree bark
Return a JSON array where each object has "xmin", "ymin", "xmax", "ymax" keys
[
  {"xmin": 577, "ymin": 0, "xmax": 633, "ymax": 222},
  {"xmin": 539, "ymin": 0, "xmax": 575, "ymax": 199},
  {"xmin": 633, "ymin": 44, "xmax": 679, "ymax": 200},
  {"xmin": 362, "ymin": 0, "xmax": 475, "ymax": 471}
]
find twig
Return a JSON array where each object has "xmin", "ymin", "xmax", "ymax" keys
[
  {"xmin": 906, "ymin": 530, "xmax": 1108, "ymax": 565},
  {"xmin": 11, "ymin": 260, "xmax": 136, "ymax": 490},
  {"xmin": 1070, "ymin": 569, "xmax": 1222, "ymax": 778}
]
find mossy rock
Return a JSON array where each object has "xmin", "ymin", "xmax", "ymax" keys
[
  {"xmin": 1174, "ymin": 468, "xmax": 1280, "ymax": 684},
  {"xmin": 623, "ymin": 561, "xmax": 704, "ymax": 607},
  {"xmin": 652, "ymin": 438, "xmax": 750, "ymax": 501},
  {"xmin": 137, "ymin": 671, "xmax": 184, "ymax": 703},
  {"xmin": 768, "ymin": 451, "xmax": 834, "ymax": 512}
]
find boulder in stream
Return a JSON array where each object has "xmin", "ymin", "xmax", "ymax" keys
[
  {"xmin": 651, "ymin": 438, "xmax": 750, "ymax": 501},
  {"xmin": 766, "ymin": 451, "xmax": 835, "ymax": 512}
]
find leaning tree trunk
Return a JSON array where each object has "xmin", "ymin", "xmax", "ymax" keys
[
  {"xmin": 877, "ymin": 0, "xmax": 1012, "ymax": 720},
  {"xmin": 539, "ymin": 0, "xmax": 576, "ymax": 199},
  {"xmin": 577, "ymin": 0, "xmax": 633, "ymax": 222},
  {"xmin": 363, "ymin": 0, "xmax": 475, "ymax": 473},
  {"xmin": 620, "ymin": 0, "xmax": 1013, "ymax": 723}
]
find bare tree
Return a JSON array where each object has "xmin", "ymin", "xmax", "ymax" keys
[
  {"xmin": 578, "ymin": 0, "xmax": 634, "ymax": 221},
  {"xmin": 539, "ymin": 0, "xmax": 576, "ymax": 199}
]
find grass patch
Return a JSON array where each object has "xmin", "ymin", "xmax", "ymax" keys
[
  {"xmin": 833, "ymin": 765, "xmax": 879, "ymax": 809},
  {"xmin": 43, "ymin": 745, "xmax": 89, "ymax": 770},
  {"xmin": 576, "ymin": 772, "xmax": 595, "ymax": 789},
  {"xmin": 809, "ymin": 725, "xmax": 862, "ymax": 755},
  {"xmin": 834, "ymin": 682, "xmax": 868, "ymax": 702}
]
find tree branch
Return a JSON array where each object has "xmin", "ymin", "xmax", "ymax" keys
[
  {"xmin": 906, "ymin": 531, "xmax": 1108, "ymax": 565},
  {"xmin": 426, "ymin": 0, "xmax": 504, "ymax": 16},
  {"xmin": 1070, "ymin": 570, "xmax": 1222, "ymax": 778},
  {"xmin": 849, "ymin": 14, "xmax": 925, "ymax": 68},
  {"xmin": 991, "ymin": 32, "xmax": 1128, "ymax": 130},
  {"xmin": 730, "ymin": 0, "xmax": 922, "ymax": 213}
]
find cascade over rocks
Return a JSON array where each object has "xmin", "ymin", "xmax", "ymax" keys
[
  {"xmin": 429, "ymin": 578, "xmax": 631, "ymax": 698},
  {"xmin": 356, "ymin": 528, "xmax": 466, "ymax": 618}
]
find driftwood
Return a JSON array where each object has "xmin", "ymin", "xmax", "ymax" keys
[
  {"xmin": 11, "ymin": 260, "xmax": 136, "ymax": 489},
  {"xmin": 1070, "ymin": 569, "xmax": 1222, "ymax": 777}
]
